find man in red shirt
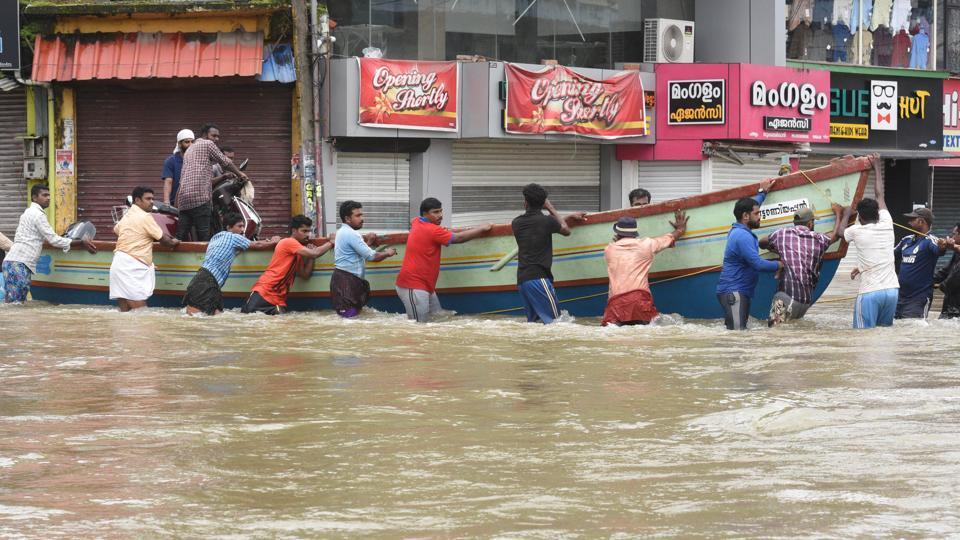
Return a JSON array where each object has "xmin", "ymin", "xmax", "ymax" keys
[
  {"xmin": 241, "ymin": 215, "xmax": 331, "ymax": 315},
  {"xmin": 395, "ymin": 198, "xmax": 492, "ymax": 322}
]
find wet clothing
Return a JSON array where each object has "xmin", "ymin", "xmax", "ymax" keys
[
  {"xmin": 241, "ymin": 291, "xmax": 285, "ymax": 315},
  {"xmin": 6, "ymin": 203, "xmax": 73, "ymax": 274},
  {"xmin": 843, "ymin": 210, "xmax": 899, "ymax": 295},
  {"xmin": 512, "ymin": 209, "xmax": 562, "ymax": 283},
  {"xmin": 0, "ymin": 232, "xmax": 12, "ymax": 252},
  {"xmin": 251, "ymin": 238, "xmax": 304, "ymax": 308},
  {"xmin": 161, "ymin": 152, "xmax": 184, "ymax": 204},
  {"xmin": 895, "ymin": 293, "xmax": 932, "ymax": 319},
  {"xmin": 182, "ymin": 267, "xmax": 223, "ymax": 315},
  {"xmin": 766, "ymin": 225, "xmax": 832, "ymax": 305},
  {"xmin": 334, "ymin": 225, "xmax": 378, "ymax": 279},
  {"xmin": 768, "ymin": 291, "xmax": 812, "ymax": 326},
  {"xmin": 330, "ymin": 267, "xmax": 371, "ymax": 317},
  {"xmin": 396, "ymin": 218, "xmax": 454, "ymax": 293},
  {"xmin": 202, "ymin": 231, "xmax": 251, "ymax": 287},
  {"xmin": 177, "ymin": 138, "xmax": 232, "ymax": 211},
  {"xmin": 717, "ymin": 194, "xmax": 779, "ymax": 299},
  {"xmin": 894, "ymin": 234, "xmax": 942, "ymax": 304},
  {"xmin": 602, "ymin": 289, "xmax": 659, "ymax": 327},
  {"xmin": 518, "ymin": 277, "xmax": 561, "ymax": 324},
  {"xmin": 109, "ymin": 250, "xmax": 155, "ymax": 301},
  {"xmin": 396, "ymin": 285, "xmax": 443, "ymax": 323},
  {"xmin": 718, "ymin": 291, "xmax": 751, "ymax": 331},
  {"xmin": 935, "ymin": 253, "xmax": 960, "ymax": 319},
  {"xmin": 2, "ymin": 260, "xmax": 32, "ymax": 303},
  {"xmin": 604, "ymin": 234, "xmax": 675, "ymax": 298},
  {"xmin": 853, "ymin": 287, "xmax": 898, "ymax": 328},
  {"xmin": 114, "ymin": 204, "xmax": 164, "ymax": 266}
]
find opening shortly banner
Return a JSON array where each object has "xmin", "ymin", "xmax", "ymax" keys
[
  {"xmin": 504, "ymin": 64, "xmax": 647, "ymax": 139},
  {"xmin": 357, "ymin": 58, "xmax": 459, "ymax": 132}
]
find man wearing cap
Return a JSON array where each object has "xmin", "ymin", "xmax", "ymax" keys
[
  {"xmin": 511, "ymin": 184, "xmax": 586, "ymax": 324},
  {"xmin": 716, "ymin": 179, "xmax": 783, "ymax": 330},
  {"xmin": 602, "ymin": 211, "xmax": 687, "ymax": 326},
  {"xmin": 893, "ymin": 207, "xmax": 947, "ymax": 319},
  {"xmin": 161, "ymin": 129, "xmax": 194, "ymax": 205},
  {"xmin": 760, "ymin": 203, "xmax": 853, "ymax": 326}
]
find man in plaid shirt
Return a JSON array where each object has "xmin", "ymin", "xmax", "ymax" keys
[
  {"xmin": 760, "ymin": 202, "xmax": 853, "ymax": 326},
  {"xmin": 175, "ymin": 123, "xmax": 247, "ymax": 241}
]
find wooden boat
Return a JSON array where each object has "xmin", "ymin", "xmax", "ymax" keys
[{"xmin": 31, "ymin": 155, "xmax": 873, "ymax": 320}]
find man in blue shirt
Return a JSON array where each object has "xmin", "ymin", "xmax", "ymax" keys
[
  {"xmin": 161, "ymin": 128, "xmax": 194, "ymax": 205},
  {"xmin": 331, "ymin": 200, "xmax": 398, "ymax": 318},
  {"xmin": 182, "ymin": 212, "xmax": 279, "ymax": 315},
  {"xmin": 894, "ymin": 207, "xmax": 947, "ymax": 319},
  {"xmin": 716, "ymin": 179, "xmax": 783, "ymax": 330}
]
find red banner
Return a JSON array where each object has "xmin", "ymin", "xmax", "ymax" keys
[
  {"xmin": 358, "ymin": 58, "xmax": 459, "ymax": 132},
  {"xmin": 505, "ymin": 64, "xmax": 647, "ymax": 139}
]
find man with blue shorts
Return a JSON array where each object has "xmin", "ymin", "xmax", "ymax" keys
[
  {"xmin": 511, "ymin": 184, "xmax": 585, "ymax": 324},
  {"xmin": 844, "ymin": 158, "xmax": 900, "ymax": 328}
]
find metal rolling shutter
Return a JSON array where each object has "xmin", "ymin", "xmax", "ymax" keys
[
  {"xmin": 335, "ymin": 152, "xmax": 410, "ymax": 232},
  {"xmin": 76, "ymin": 84, "xmax": 293, "ymax": 238},
  {"xmin": 0, "ymin": 87, "xmax": 27, "ymax": 237},
  {"xmin": 451, "ymin": 141, "xmax": 600, "ymax": 227},
  {"xmin": 932, "ymin": 167, "xmax": 960, "ymax": 238},
  {"xmin": 799, "ymin": 155, "xmax": 876, "ymax": 200},
  {"xmin": 709, "ymin": 155, "xmax": 784, "ymax": 192},
  {"xmin": 634, "ymin": 160, "xmax": 703, "ymax": 202}
]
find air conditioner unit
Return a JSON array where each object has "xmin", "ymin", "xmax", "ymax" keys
[{"xmin": 643, "ymin": 18, "xmax": 695, "ymax": 63}]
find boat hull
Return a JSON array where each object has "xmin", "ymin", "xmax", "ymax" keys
[{"xmin": 30, "ymin": 156, "xmax": 872, "ymax": 320}]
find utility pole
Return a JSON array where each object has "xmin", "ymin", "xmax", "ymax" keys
[{"xmin": 291, "ymin": 0, "xmax": 320, "ymax": 233}]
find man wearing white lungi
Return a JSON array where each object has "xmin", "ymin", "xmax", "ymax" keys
[{"xmin": 110, "ymin": 186, "xmax": 180, "ymax": 311}]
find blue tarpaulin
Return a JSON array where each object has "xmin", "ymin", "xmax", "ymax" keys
[{"xmin": 257, "ymin": 44, "xmax": 296, "ymax": 83}]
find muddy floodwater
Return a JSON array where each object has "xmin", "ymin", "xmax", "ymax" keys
[{"xmin": 2, "ymin": 289, "xmax": 960, "ymax": 538}]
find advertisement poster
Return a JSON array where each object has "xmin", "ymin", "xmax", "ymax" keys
[
  {"xmin": 55, "ymin": 149, "xmax": 74, "ymax": 177},
  {"xmin": 357, "ymin": 58, "xmax": 459, "ymax": 132},
  {"xmin": 739, "ymin": 64, "xmax": 830, "ymax": 142},
  {"xmin": 944, "ymin": 79, "xmax": 960, "ymax": 153},
  {"xmin": 504, "ymin": 64, "xmax": 647, "ymax": 139}
]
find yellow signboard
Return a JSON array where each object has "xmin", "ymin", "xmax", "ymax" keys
[{"xmin": 830, "ymin": 123, "xmax": 869, "ymax": 139}]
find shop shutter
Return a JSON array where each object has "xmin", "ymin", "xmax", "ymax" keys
[
  {"xmin": 76, "ymin": 83, "xmax": 293, "ymax": 238},
  {"xmin": 799, "ymin": 155, "xmax": 876, "ymax": 200},
  {"xmin": 0, "ymin": 87, "xmax": 27, "ymax": 237},
  {"xmin": 634, "ymin": 160, "xmax": 703, "ymax": 202},
  {"xmin": 335, "ymin": 152, "xmax": 410, "ymax": 232},
  {"xmin": 932, "ymin": 166, "xmax": 960, "ymax": 238},
  {"xmin": 451, "ymin": 141, "xmax": 600, "ymax": 227},
  {"xmin": 708, "ymin": 155, "xmax": 784, "ymax": 192}
]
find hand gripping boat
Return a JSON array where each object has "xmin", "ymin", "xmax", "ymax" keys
[{"xmin": 31, "ymin": 155, "xmax": 872, "ymax": 319}]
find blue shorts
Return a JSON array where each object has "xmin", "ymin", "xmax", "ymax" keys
[
  {"xmin": 853, "ymin": 288, "xmax": 898, "ymax": 329},
  {"xmin": 518, "ymin": 278, "xmax": 560, "ymax": 324}
]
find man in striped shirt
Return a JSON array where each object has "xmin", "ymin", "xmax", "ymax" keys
[
  {"xmin": 175, "ymin": 123, "xmax": 247, "ymax": 241},
  {"xmin": 760, "ymin": 202, "xmax": 852, "ymax": 326}
]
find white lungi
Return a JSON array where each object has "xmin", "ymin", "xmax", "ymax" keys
[{"xmin": 109, "ymin": 250, "xmax": 155, "ymax": 301}]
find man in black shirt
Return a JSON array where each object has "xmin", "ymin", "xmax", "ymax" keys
[{"xmin": 511, "ymin": 183, "xmax": 586, "ymax": 323}]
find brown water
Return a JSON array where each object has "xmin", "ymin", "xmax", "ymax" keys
[{"xmin": 2, "ymin": 294, "xmax": 960, "ymax": 538}]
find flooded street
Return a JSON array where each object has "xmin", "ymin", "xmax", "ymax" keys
[{"xmin": 2, "ymin": 289, "xmax": 960, "ymax": 538}]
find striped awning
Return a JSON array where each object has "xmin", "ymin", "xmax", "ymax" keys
[{"xmin": 32, "ymin": 31, "xmax": 264, "ymax": 82}]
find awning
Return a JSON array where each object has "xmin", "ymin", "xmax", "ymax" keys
[
  {"xmin": 32, "ymin": 31, "xmax": 264, "ymax": 82},
  {"xmin": 930, "ymin": 157, "xmax": 960, "ymax": 167},
  {"xmin": 810, "ymin": 147, "xmax": 955, "ymax": 160}
]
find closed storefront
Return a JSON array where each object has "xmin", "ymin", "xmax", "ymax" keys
[
  {"xmin": 632, "ymin": 160, "xmax": 703, "ymax": 203},
  {"xmin": 75, "ymin": 84, "xmax": 292, "ymax": 237},
  {"xmin": 0, "ymin": 87, "xmax": 26, "ymax": 237},
  {"xmin": 451, "ymin": 141, "xmax": 600, "ymax": 227},
  {"xmin": 708, "ymin": 156, "xmax": 784, "ymax": 192},
  {"xmin": 932, "ymin": 166, "xmax": 960, "ymax": 237},
  {"xmin": 335, "ymin": 152, "xmax": 410, "ymax": 231}
]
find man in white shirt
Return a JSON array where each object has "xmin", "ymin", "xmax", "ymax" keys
[
  {"xmin": 843, "ymin": 158, "xmax": 900, "ymax": 328},
  {"xmin": 3, "ymin": 184, "xmax": 97, "ymax": 303}
]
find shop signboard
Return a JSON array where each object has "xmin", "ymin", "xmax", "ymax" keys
[
  {"xmin": 504, "ymin": 63, "xmax": 647, "ymax": 139},
  {"xmin": 0, "ymin": 0, "xmax": 20, "ymax": 71},
  {"xmin": 943, "ymin": 79, "xmax": 960, "ymax": 153},
  {"xmin": 828, "ymin": 72, "xmax": 942, "ymax": 150},
  {"xmin": 357, "ymin": 58, "xmax": 459, "ymax": 132},
  {"xmin": 739, "ymin": 64, "xmax": 830, "ymax": 142},
  {"xmin": 666, "ymin": 79, "xmax": 725, "ymax": 125}
]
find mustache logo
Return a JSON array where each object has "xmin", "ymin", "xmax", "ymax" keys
[{"xmin": 876, "ymin": 102, "xmax": 893, "ymax": 110}]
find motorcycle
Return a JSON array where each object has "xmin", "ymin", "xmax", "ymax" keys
[{"xmin": 115, "ymin": 158, "xmax": 262, "ymax": 241}]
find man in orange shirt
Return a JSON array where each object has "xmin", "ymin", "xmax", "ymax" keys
[
  {"xmin": 602, "ymin": 211, "xmax": 687, "ymax": 326},
  {"xmin": 241, "ymin": 215, "xmax": 331, "ymax": 315}
]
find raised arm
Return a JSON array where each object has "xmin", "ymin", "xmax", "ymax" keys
[
  {"xmin": 872, "ymin": 154, "xmax": 886, "ymax": 210},
  {"xmin": 543, "ymin": 198, "xmax": 586, "ymax": 237},
  {"xmin": 826, "ymin": 203, "xmax": 853, "ymax": 245},
  {"xmin": 451, "ymin": 223, "xmax": 493, "ymax": 244}
]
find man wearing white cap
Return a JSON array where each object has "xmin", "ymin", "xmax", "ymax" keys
[{"xmin": 161, "ymin": 128, "xmax": 194, "ymax": 205}]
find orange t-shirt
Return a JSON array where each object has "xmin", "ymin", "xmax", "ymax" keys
[
  {"xmin": 604, "ymin": 234, "xmax": 675, "ymax": 298},
  {"xmin": 251, "ymin": 238, "xmax": 303, "ymax": 306}
]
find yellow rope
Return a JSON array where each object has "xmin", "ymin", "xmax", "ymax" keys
[{"xmin": 815, "ymin": 295, "xmax": 858, "ymax": 304}]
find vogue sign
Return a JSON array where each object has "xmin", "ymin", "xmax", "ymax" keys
[
  {"xmin": 357, "ymin": 58, "xmax": 459, "ymax": 132},
  {"xmin": 504, "ymin": 64, "xmax": 647, "ymax": 139},
  {"xmin": 740, "ymin": 64, "xmax": 830, "ymax": 142}
]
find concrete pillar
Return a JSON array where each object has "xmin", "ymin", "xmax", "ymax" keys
[
  {"xmin": 694, "ymin": 0, "xmax": 785, "ymax": 66},
  {"xmin": 409, "ymin": 139, "xmax": 454, "ymax": 226},
  {"xmin": 599, "ymin": 145, "xmax": 624, "ymax": 211}
]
